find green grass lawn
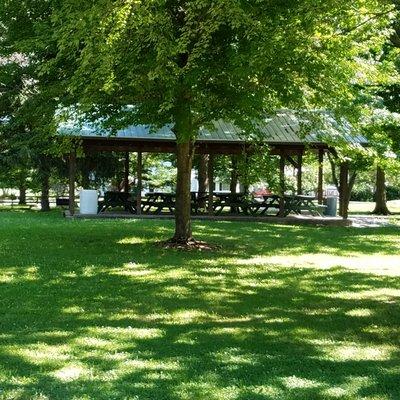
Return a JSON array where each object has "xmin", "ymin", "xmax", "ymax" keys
[
  {"xmin": 349, "ymin": 200, "xmax": 400, "ymax": 215},
  {"xmin": 0, "ymin": 211, "xmax": 399, "ymax": 400}
]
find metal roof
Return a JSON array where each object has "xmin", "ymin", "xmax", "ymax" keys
[{"xmin": 59, "ymin": 111, "xmax": 367, "ymax": 146}]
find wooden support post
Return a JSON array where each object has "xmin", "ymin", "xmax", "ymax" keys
[
  {"xmin": 339, "ymin": 161, "xmax": 349, "ymax": 220},
  {"xmin": 69, "ymin": 149, "xmax": 76, "ymax": 216},
  {"xmin": 297, "ymin": 152, "xmax": 303, "ymax": 196},
  {"xmin": 124, "ymin": 152, "xmax": 130, "ymax": 193},
  {"xmin": 198, "ymin": 154, "xmax": 209, "ymax": 209},
  {"xmin": 208, "ymin": 153, "xmax": 214, "ymax": 215},
  {"xmin": 279, "ymin": 151, "xmax": 285, "ymax": 217},
  {"xmin": 136, "ymin": 151, "xmax": 142, "ymax": 215},
  {"xmin": 317, "ymin": 149, "xmax": 324, "ymax": 204},
  {"xmin": 230, "ymin": 155, "xmax": 238, "ymax": 195}
]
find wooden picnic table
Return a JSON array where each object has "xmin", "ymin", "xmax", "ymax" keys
[
  {"xmin": 283, "ymin": 195, "xmax": 325, "ymax": 216},
  {"xmin": 249, "ymin": 194, "xmax": 326, "ymax": 217},
  {"xmin": 249, "ymin": 194, "xmax": 281, "ymax": 216},
  {"xmin": 98, "ymin": 191, "xmax": 136, "ymax": 214},
  {"xmin": 191, "ymin": 192, "xmax": 208, "ymax": 214},
  {"xmin": 142, "ymin": 192, "xmax": 176, "ymax": 214},
  {"xmin": 213, "ymin": 192, "xmax": 251, "ymax": 215}
]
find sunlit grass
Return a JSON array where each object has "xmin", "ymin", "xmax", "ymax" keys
[{"xmin": 0, "ymin": 211, "xmax": 399, "ymax": 399}]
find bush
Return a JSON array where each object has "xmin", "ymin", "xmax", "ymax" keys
[
  {"xmin": 351, "ymin": 186, "xmax": 400, "ymax": 202},
  {"xmin": 350, "ymin": 188, "xmax": 374, "ymax": 202},
  {"xmin": 386, "ymin": 186, "xmax": 400, "ymax": 201}
]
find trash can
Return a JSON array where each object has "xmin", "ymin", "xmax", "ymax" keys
[
  {"xmin": 79, "ymin": 190, "xmax": 98, "ymax": 215},
  {"xmin": 324, "ymin": 196, "xmax": 338, "ymax": 217}
]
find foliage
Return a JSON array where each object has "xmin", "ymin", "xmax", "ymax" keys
[{"xmin": 1, "ymin": 0, "xmax": 398, "ymax": 236}]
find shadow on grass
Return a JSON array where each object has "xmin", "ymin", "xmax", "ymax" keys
[{"xmin": 0, "ymin": 212, "xmax": 399, "ymax": 399}]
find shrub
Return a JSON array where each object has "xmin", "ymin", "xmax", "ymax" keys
[
  {"xmin": 350, "ymin": 188, "xmax": 374, "ymax": 202},
  {"xmin": 386, "ymin": 186, "xmax": 400, "ymax": 201}
]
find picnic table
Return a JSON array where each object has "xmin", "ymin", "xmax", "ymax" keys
[
  {"xmin": 213, "ymin": 192, "xmax": 251, "ymax": 215},
  {"xmin": 142, "ymin": 192, "xmax": 176, "ymax": 214},
  {"xmin": 249, "ymin": 194, "xmax": 281, "ymax": 216},
  {"xmin": 283, "ymin": 195, "xmax": 326, "ymax": 216},
  {"xmin": 191, "ymin": 192, "xmax": 208, "ymax": 214},
  {"xmin": 98, "ymin": 191, "xmax": 136, "ymax": 214},
  {"xmin": 249, "ymin": 194, "xmax": 326, "ymax": 217}
]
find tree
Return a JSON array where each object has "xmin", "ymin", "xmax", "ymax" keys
[{"xmin": 2, "ymin": 0, "xmax": 396, "ymax": 242}]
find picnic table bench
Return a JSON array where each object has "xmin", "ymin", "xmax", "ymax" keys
[
  {"xmin": 98, "ymin": 191, "xmax": 136, "ymax": 214},
  {"xmin": 56, "ymin": 198, "xmax": 70, "ymax": 207},
  {"xmin": 213, "ymin": 193, "xmax": 251, "ymax": 215},
  {"xmin": 142, "ymin": 192, "xmax": 175, "ymax": 214},
  {"xmin": 248, "ymin": 195, "xmax": 281, "ymax": 215},
  {"xmin": 249, "ymin": 194, "xmax": 326, "ymax": 217},
  {"xmin": 284, "ymin": 195, "xmax": 326, "ymax": 217},
  {"xmin": 191, "ymin": 192, "xmax": 208, "ymax": 214}
]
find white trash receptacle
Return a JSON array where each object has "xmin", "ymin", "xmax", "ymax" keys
[{"xmin": 79, "ymin": 190, "xmax": 98, "ymax": 215}]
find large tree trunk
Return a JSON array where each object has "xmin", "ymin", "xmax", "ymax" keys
[
  {"xmin": 373, "ymin": 166, "xmax": 390, "ymax": 215},
  {"xmin": 172, "ymin": 141, "xmax": 194, "ymax": 243},
  {"xmin": 198, "ymin": 154, "xmax": 208, "ymax": 209}
]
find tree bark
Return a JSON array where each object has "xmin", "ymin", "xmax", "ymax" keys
[
  {"xmin": 170, "ymin": 85, "xmax": 196, "ymax": 244},
  {"xmin": 208, "ymin": 154, "xmax": 214, "ymax": 215},
  {"xmin": 41, "ymin": 173, "xmax": 50, "ymax": 212},
  {"xmin": 279, "ymin": 152, "xmax": 285, "ymax": 217},
  {"xmin": 136, "ymin": 151, "xmax": 142, "ymax": 215},
  {"xmin": 81, "ymin": 172, "xmax": 90, "ymax": 189},
  {"xmin": 297, "ymin": 152, "xmax": 303, "ymax": 195},
  {"xmin": 373, "ymin": 166, "xmax": 390, "ymax": 215},
  {"xmin": 19, "ymin": 185, "xmax": 27, "ymax": 205},
  {"xmin": 339, "ymin": 162, "xmax": 349, "ymax": 219},
  {"xmin": 39, "ymin": 159, "xmax": 51, "ymax": 212},
  {"xmin": 173, "ymin": 141, "xmax": 195, "ymax": 242},
  {"xmin": 198, "ymin": 154, "xmax": 208, "ymax": 209},
  {"xmin": 124, "ymin": 152, "xmax": 130, "ymax": 193},
  {"xmin": 317, "ymin": 149, "xmax": 324, "ymax": 204},
  {"xmin": 69, "ymin": 150, "xmax": 76, "ymax": 216}
]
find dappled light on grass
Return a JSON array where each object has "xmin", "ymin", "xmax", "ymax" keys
[
  {"xmin": 0, "ymin": 212, "xmax": 399, "ymax": 399},
  {"xmin": 236, "ymin": 254, "xmax": 400, "ymax": 276}
]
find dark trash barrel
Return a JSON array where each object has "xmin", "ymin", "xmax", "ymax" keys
[{"xmin": 324, "ymin": 196, "xmax": 338, "ymax": 217}]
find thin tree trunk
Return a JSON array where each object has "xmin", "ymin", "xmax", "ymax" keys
[
  {"xmin": 297, "ymin": 152, "xmax": 303, "ymax": 195},
  {"xmin": 317, "ymin": 149, "xmax": 324, "ymax": 204},
  {"xmin": 19, "ymin": 185, "xmax": 27, "ymax": 205},
  {"xmin": 40, "ymin": 161, "xmax": 51, "ymax": 212},
  {"xmin": 173, "ymin": 141, "xmax": 195, "ymax": 243},
  {"xmin": 81, "ymin": 167, "xmax": 90, "ymax": 189},
  {"xmin": 69, "ymin": 150, "xmax": 76, "ymax": 216},
  {"xmin": 373, "ymin": 166, "xmax": 390, "ymax": 215},
  {"xmin": 198, "ymin": 154, "xmax": 208, "ymax": 209},
  {"xmin": 279, "ymin": 152, "xmax": 285, "ymax": 217},
  {"xmin": 339, "ymin": 162, "xmax": 350, "ymax": 219}
]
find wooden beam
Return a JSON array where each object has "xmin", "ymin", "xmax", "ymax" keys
[
  {"xmin": 69, "ymin": 149, "xmax": 76, "ymax": 216},
  {"xmin": 279, "ymin": 151, "xmax": 285, "ymax": 217},
  {"xmin": 286, "ymin": 155, "xmax": 299, "ymax": 169},
  {"xmin": 124, "ymin": 152, "xmax": 130, "ymax": 193},
  {"xmin": 80, "ymin": 137, "xmax": 327, "ymax": 157},
  {"xmin": 317, "ymin": 149, "xmax": 324, "ymax": 205},
  {"xmin": 297, "ymin": 152, "xmax": 303, "ymax": 195},
  {"xmin": 136, "ymin": 151, "xmax": 142, "ymax": 215},
  {"xmin": 208, "ymin": 153, "xmax": 214, "ymax": 215}
]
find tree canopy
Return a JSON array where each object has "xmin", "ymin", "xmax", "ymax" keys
[{"xmin": 0, "ymin": 0, "xmax": 397, "ymax": 240}]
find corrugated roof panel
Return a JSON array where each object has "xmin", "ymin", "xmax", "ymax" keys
[{"xmin": 58, "ymin": 111, "xmax": 366, "ymax": 146}]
